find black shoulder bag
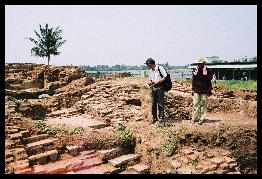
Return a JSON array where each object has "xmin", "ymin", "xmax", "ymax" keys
[{"xmin": 158, "ymin": 66, "xmax": 172, "ymax": 92}]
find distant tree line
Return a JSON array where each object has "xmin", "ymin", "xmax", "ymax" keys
[
  {"xmin": 79, "ymin": 62, "xmax": 188, "ymax": 71},
  {"xmin": 206, "ymin": 56, "xmax": 257, "ymax": 64},
  {"xmin": 79, "ymin": 56, "xmax": 256, "ymax": 71}
]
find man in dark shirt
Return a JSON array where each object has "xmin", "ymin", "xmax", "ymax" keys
[{"xmin": 191, "ymin": 57, "xmax": 213, "ymax": 124}]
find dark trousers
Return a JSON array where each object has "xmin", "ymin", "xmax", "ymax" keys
[{"xmin": 151, "ymin": 86, "xmax": 165, "ymax": 122}]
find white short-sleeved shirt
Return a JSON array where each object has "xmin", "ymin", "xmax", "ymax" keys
[{"xmin": 149, "ymin": 65, "xmax": 168, "ymax": 83}]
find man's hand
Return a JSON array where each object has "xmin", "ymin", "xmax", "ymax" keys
[
  {"xmin": 148, "ymin": 81, "xmax": 154, "ymax": 87},
  {"xmin": 153, "ymin": 82, "xmax": 159, "ymax": 87},
  {"xmin": 207, "ymin": 90, "xmax": 212, "ymax": 97}
]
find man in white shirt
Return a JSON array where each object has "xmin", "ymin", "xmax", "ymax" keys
[{"xmin": 145, "ymin": 58, "xmax": 168, "ymax": 126}]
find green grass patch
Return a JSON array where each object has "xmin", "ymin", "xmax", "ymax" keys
[
  {"xmin": 34, "ymin": 120, "xmax": 84, "ymax": 136},
  {"xmin": 215, "ymin": 80, "xmax": 257, "ymax": 90}
]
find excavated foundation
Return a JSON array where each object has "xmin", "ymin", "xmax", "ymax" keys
[{"xmin": 5, "ymin": 63, "xmax": 257, "ymax": 174}]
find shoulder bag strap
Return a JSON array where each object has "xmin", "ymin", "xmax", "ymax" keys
[{"xmin": 158, "ymin": 66, "xmax": 163, "ymax": 78}]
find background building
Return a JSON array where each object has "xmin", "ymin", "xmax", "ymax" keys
[{"xmin": 188, "ymin": 62, "xmax": 257, "ymax": 80}]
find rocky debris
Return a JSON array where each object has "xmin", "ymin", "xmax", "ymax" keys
[
  {"xmin": 5, "ymin": 63, "xmax": 43, "ymax": 88},
  {"xmin": 28, "ymin": 149, "xmax": 58, "ymax": 165},
  {"xmin": 169, "ymin": 146, "xmax": 240, "ymax": 174},
  {"xmin": 66, "ymin": 145, "xmax": 80, "ymax": 156},
  {"xmin": 46, "ymin": 81, "xmax": 67, "ymax": 95},
  {"xmin": 207, "ymin": 98, "xmax": 257, "ymax": 119},
  {"xmin": 5, "ymin": 64, "xmax": 96, "ymax": 117},
  {"xmin": 125, "ymin": 164, "xmax": 150, "ymax": 174},
  {"xmin": 77, "ymin": 81, "xmax": 144, "ymax": 124},
  {"xmin": 165, "ymin": 93, "xmax": 192, "ymax": 121},
  {"xmin": 5, "ymin": 63, "xmax": 90, "ymax": 92},
  {"xmin": 19, "ymin": 102, "xmax": 49, "ymax": 120},
  {"xmin": 89, "ymin": 164, "xmax": 121, "ymax": 174},
  {"xmin": 55, "ymin": 77, "xmax": 94, "ymax": 94},
  {"xmin": 46, "ymin": 115, "xmax": 107, "ymax": 129},
  {"xmin": 165, "ymin": 91, "xmax": 257, "ymax": 121},
  {"xmin": 172, "ymin": 81, "xmax": 192, "ymax": 93},
  {"xmin": 38, "ymin": 94, "xmax": 50, "ymax": 98},
  {"xmin": 14, "ymin": 159, "xmax": 30, "ymax": 171},
  {"xmin": 97, "ymin": 148, "xmax": 123, "ymax": 161},
  {"xmin": 25, "ymin": 138, "xmax": 58, "ymax": 156},
  {"xmin": 5, "ymin": 89, "xmax": 49, "ymax": 99},
  {"xmin": 220, "ymin": 90, "xmax": 235, "ymax": 98},
  {"xmin": 108, "ymin": 154, "xmax": 140, "ymax": 168},
  {"xmin": 46, "ymin": 108, "xmax": 79, "ymax": 118},
  {"xmin": 23, "ymin": 134, "xmax": 50, "ymax": 144}
]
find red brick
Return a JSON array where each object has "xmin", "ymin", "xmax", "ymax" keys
[
  {"xmin": 33, "ymin": 165, "xmax": 46, "ymax": 174},
  {"xmin": 68, "ymin": 159, "xmax": 84, "ymax": 171},
  {"xmin": 81, "ymin": 157, "xmax": 103, "ymax": 169},
  {"xmin": 15, "ymin": 168, "xmax": 33, "ymax": 174},
  {"xmin": 75, "ymin": 167, "xmax": 104, "ymax": 174},
  {"xmin": 44, "ymin": 162, "xmax": 70, "ymax": 174}
]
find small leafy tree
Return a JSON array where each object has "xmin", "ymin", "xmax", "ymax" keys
[
  {"xmin": 26, "ymin": 23, "xmax": 66, "ymax": 66},
  {"xmin": 116, "ymin": 123, "xmax": 134, "ymax": 151}
]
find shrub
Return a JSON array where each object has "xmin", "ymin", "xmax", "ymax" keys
[
  {"xmin": 162, "ymin": 139, "xmax": 178, "ymax": 156},
  {"xmin": 116, "ymin": 123, "xmax": 134, "ymax": 149}
]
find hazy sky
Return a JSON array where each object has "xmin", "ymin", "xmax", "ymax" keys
[{"xmin": 5, "ymin": 5, "xmax": 257, "ymax": 66}]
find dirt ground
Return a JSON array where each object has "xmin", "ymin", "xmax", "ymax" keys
[{"xmin": 5, "ymin": 64, "xmax": 257, "ymax": 174}]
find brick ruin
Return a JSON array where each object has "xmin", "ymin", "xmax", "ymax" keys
[{"xmin": 5, "ymin": 63, "xmax": 257, "ymax": 174}]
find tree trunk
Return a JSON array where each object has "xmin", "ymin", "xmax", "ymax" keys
[
  {"xmin": 47, "ymin": 56, "xmax": 50, "ymax": 66},
  {"xmin": 45, "ymin": 56, "xmax": 51, "ymax": 88}
]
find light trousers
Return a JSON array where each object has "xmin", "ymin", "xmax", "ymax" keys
[{"xmin": 192, "ymin": 93, "xmax": 207, "ymax": 122}]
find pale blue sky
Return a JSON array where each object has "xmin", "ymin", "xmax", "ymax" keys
[{"xmin": 5, "ymin": 5, "xmax": 257, "ymax": 66}]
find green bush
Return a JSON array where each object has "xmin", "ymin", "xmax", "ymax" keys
[
  {"xmin": 116, "ymin": 123, "xmax": 134, "ymax": 148},
  {"xmin": 71, "ymin": 127, "xmax": 84, "ymax": 135},
  {"xmin": 178, "ymin": 126, "xmax": 188, "ymax": 134},
  {"xmin": 63, "ymin": 127, "xmax": 85, "ymax": 136},
  {"xmin": 162, "ymin": 139, "xmax": 178, "ymax": 156},
  {"xmin": 35, "ymin": 120, "xmax": 48, "ymax": 130},
  {"xmin": 116, "ymin": 123, "xmax": 126, "ymax": 132},
  {"xmin": 49, "ymin": 127, "xmax": 61, "ymax": 135}
]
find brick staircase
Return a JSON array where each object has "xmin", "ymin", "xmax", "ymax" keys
[
  {"xmin": 46, "ymin": 108, "xmax": 79, "ymax": 118},
  {"xmin": 13, "ymin": 146, "xmax": 150, "ymax": 174},
  {"xmin": 5, "ymin": 100, "xmax": 149, "ymax": 174},
  {"xmin": 5, "ymin": 115, "xmax": 60, "ymax": 173},
  {"xmin": 66, "ymin": 147, "xmax": 150, "ymax": 174}
]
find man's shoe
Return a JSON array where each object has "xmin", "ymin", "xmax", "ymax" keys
[
  {"xmin": 196, "ymin": 120, "xmax": 204, "ymax": 125},
  {"xmin": 190, "ymin": 120, "xmax": 197, "ymax": 124},
  {"xmin": 151, "ymin": 118, "xmax": 157, "ymax": 124},
  {"xmin": 158, "ymin": 120, "xmax": 165, "ymax": 127}
]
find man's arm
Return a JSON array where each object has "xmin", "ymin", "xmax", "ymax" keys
[
  {"xmin": 206, "ymin": 68, "xmax": 213, "ymax": 95},
  {"xmin": 191, "ymin": 70, "xmax": 195, "ymax": 95},
  {"xmin": 207, "ymin": 68, "xmax": 213, "ymax": 89},
  {"xmin": 153, "ymin": 76, "xmax": 168, "ymax": 86}
]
